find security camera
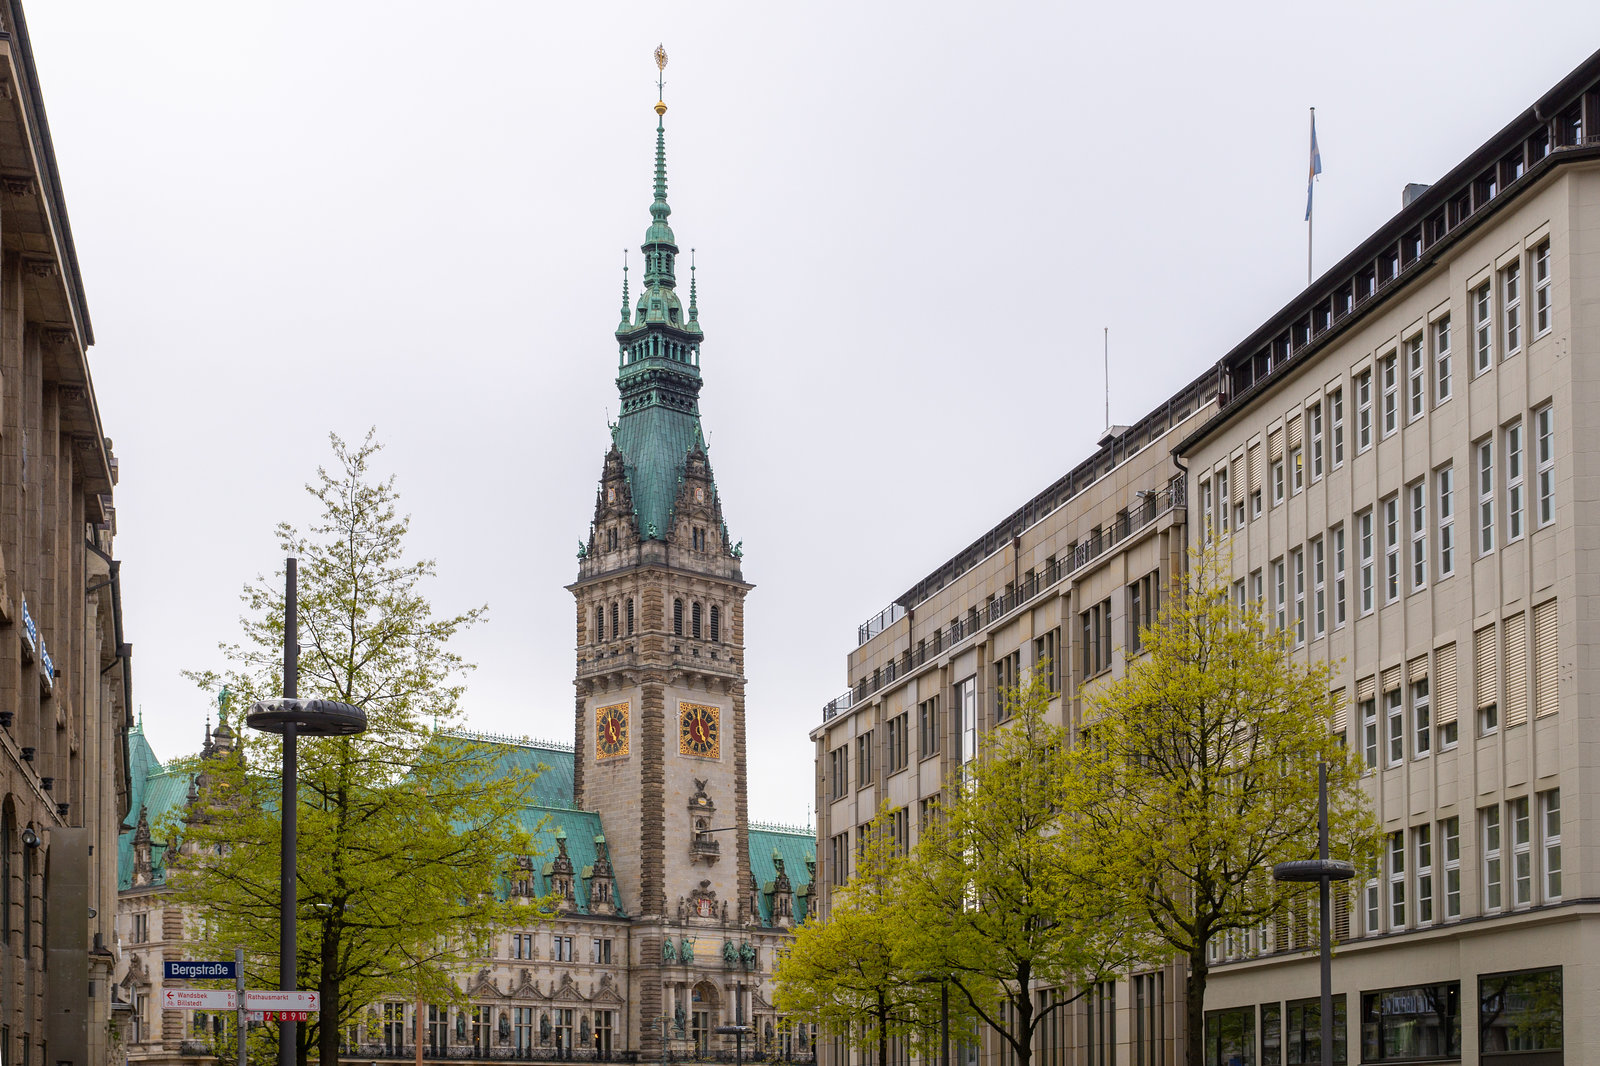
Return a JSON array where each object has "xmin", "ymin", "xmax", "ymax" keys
[{"xmin": 20, "ymin": 827, "xmax": 39, "ymax": 848}]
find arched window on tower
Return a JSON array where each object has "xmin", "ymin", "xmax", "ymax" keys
[
  {"xmin": 611, "ymin": 603, "xmax": 619, "ymax": 640},
  {"xmin": 674, "ymin": 599, "xmax": 684, "ymax": 637},
  {"xmin": 627, "ymin": 599, "xmax": 635, "ymax": 636},
  {"xmin": 595, "ymin": 606, "xmax": 604, "ymax": 643},
  {"xmin": 710, "ymin": 605, "xmax": 720, "ymax": 643},
  {"xmin": 692, "ymin": 602, "xmax": 702, "ymax": 640}
]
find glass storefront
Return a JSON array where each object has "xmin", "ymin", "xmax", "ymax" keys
[{"xmin": 1359, "ymin": 982, "xmax": 1460, "ymax": 1061}]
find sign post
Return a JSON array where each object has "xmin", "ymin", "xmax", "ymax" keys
[{"xmin": 236, "ymin": 948, "xmax": 247, "ymax": 1066}]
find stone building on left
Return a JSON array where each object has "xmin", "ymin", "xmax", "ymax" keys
[{"xmin": 0, "ymin": 5, "xmax": 136, "ymax": 1066}]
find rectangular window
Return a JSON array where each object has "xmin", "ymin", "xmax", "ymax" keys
[
  {"xmin": 1409, "ymin": 479, "xmax": 1427, "ymax": 591},
  {"xmin": 1273, "ymin": 558, "xmax": 1287, "ymax": 633},
  {"xmin": 1483, "ymin": 805, "xmax": 1502, "ymax": 912},
  {"xmin": 1360, "ymin": 983, "xmax": 1461, "ymax": 1061},
  {"xmin": 829, "ymin": 832, "xmax": 849, "ymax": 885},
  {"xmin": 1251, "ymin": 568, "xmax": 1263, "ymax": 608},
  {"xmin": 1309, "ymin": 402, "xmax": 1324, "ymax": 481},
  {"xmin": 856, "ymin": 731, "xmax": 874, "ymax": 787},
  {"xmin": 1384, "ymin": 495, "xmax": 1400, "ymax": 604},
  {"xmin": 552, "ymin": 934, "xmax": 574, "ymax": 961},
  {"xmin": 1437, "ymin": 466, "xmax": 1455, "ymax": 578},
  {"xmin": 1413, "ymin": 677, "xmax": 1431, "ymax": 758},
  {"xmin": 1506, "ymin": 420, "xmax": 1524, "ymax": 541},
  {"xmin": 1503, "ymin": 260, "xmax": 1522, "ymax": 356},
  {"xmin": 1035, "ymin": 627, "xmax": 1061, "ymax": 694},
  {"xmin": 918, "ymin": 696, "xmax": 940, "ymax": 758},
  {"xmin": 1330, "ymin": 387, "xmax": 1345, "ymax": 467},
  {"xmin": 1434, "ymin": 315, "xmax": 1452, "ymax": 403},
  {"xmin": 1386, "ymin": 688, "xmax": 1403, "ymax": 766},
  {"xmin": 1292, "ymin": 444, "xmax": 1303, "ymax": 494},
  {"xmin": 1365, "ymin": 862, "xmax": 1380, "ymax": 935},
  {"xmin": 1233, "ymin": 578, "xmax": 1246, "ymax": 614},
  {"xmin": 1200, "ymin": 478, "xmax": 1214, "ymax": 542},
  {"xmin": 1356, "ymin": 369, "xmax": 1373, "ymax": 452},
  {"xmin": 1292, "ymin": 548, "xmax": 1306, "ymax": 645},
  {"xmin": 1272, "ymin": 458, "xmax": 1285, "ymax": 505},
  {"xmin": 1474, "ymin": 280, "xmax": 1493, "ymax": 373},
  {"xmin": 957, "ymin": 676, "xmax": 977, "ymax": 764},
  {"xmin": 1312, "ymin": 537, "xmax": 1326, "ymax": 639},
  {"xmin": 993, "ymin": 652, "xmax": 1020, "ymax": 721},
  {"xmin": 1332, "ymin": 526, "xmax": 1346, "ymax": 628},
  {"xmin": 1286, "ymin": 996, "xmax": 1348, "ymax": 1065},
  {"xmin": 1359, "ymin": 510, "xmax": 1375, "ymax": 615},
  {"xmin": 1381, "ymin": 351, "xmax": 1399, "ymax": 436},
  {"xmin": 1128, "ymin": 573, "xmax": 1158, "ymax": 653},
  {"xmin": 829, "ymin": 746, "xmax": 848, "ymax": 800},
  {"xmin": 1479, "ymin": 969, "xmax": 1562, "ymax": 1056},
  {"xmin": 1362, "ymin": 698, "xmax": 1378, "ymax": 771},
  {"xmin": 1477, "ymin": 438, "xmax": 1495, "ymax": 554},
  {"xmin": 1511, "ymin": 796, "xmax": 1531, "ymax": 907},
  {"xmin": 887, "ymin": 713, "xmax": 909, "ymax": 773},
  {"xmin": 1388, "ymin": 831, "xmax": 1406, "ymax": 927},
  {"xmin": 1443, "ymin": 817, "xmax": 1461, "ymax": 920},
  {"xmin": 1415, "ymin": 824, "xmax": 1434, "ymax": 926},
  {"xmin": 1217, "ymin": 468, "xmax": 1230, "ymax": 532},
  {"xmin": 1541, "ymin": 789, "xmax": 1561, "ymax": 901},
  {"xmin": 1535, "ymin": 404, "xmax": 1554, "ymax": 527},
  {"xmin": 1533, "ymin": 239, "xmax": 1552, "ymax": 336},
  {"xmin": 1202, "ymin": 1008, "xmax": 1255, "ymax": 1066},
  {"xmin": 1080, "ymin": 599, "xmax": 1112, "ymax": 677},
  {"xmin": 1406, "ymin": 334, "xmax": 1425, "ymax": 422}
]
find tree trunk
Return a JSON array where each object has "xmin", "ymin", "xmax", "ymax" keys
[
  {"xmin": 1186, "ymin": 946, "xmax": 1209, "ymax": 1066},
  {"xmin": 317, "ymin": 918, "xmax": 341, "ymax": 1066},
  {"xmin": 878, "ymin": 997, "xmax": 888, "ymax": 1066}
]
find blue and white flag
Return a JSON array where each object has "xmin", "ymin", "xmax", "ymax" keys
[{"xmin": 1305, "ymin": 111, "xmax": 1323, "ymax": 222}]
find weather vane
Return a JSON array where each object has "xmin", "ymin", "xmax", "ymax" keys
[{"xmin": 654, "ymin": 44, "xmax": 668, "ymax": 109}]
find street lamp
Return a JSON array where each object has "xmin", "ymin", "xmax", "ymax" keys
[
  {"xmin": 1272, "ymin": 762, "xmax": 1354, "ymax": 1066},
  {"xmin": 245, "ymin": 557, "xmax": 367, "ymax": 1066}
]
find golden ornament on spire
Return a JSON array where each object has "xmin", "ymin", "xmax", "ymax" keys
[{"xmin": 654, "ymin": 44, "xmax": 668, "ymax": 115}]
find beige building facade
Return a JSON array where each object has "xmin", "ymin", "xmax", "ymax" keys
[
  {"xmin": 813, "ymin": 47, "xmax": 1600, "ymax": 1066},
  {"xmin": 0, "ymin": 5, "xmax": 133, "ymax": 1066}
]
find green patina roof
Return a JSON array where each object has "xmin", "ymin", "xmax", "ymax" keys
[
  {"xmin": 117, "ymin": 724, "xmax": 196, "ymax": 891},
  {"xmin": 513, "ymin": 807, "xmax": 620, "ymax": 915},
  {"xmin": 749, "ymin": 826, "xmax": 816, "ymax": 926}
]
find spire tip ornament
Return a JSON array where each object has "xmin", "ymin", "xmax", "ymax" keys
[{"xmin": 654, "ymin": 44, "xmax": 668, "ymax": 115}]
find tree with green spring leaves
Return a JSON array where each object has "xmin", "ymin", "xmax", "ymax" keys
[{"xmin": 168, "ymin": 431, "xmax": 552, "ymax": 1066}]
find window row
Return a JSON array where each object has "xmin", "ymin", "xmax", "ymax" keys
[{"xmin": 505, "ymin": 932, "xmax": 613, "ymax": 963}]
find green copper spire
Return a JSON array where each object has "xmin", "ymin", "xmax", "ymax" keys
[
  {"xmin": 619, "ymin": 250, "xmax": 630, "ymax": 329},
  {"xmin": 604, "ymin": 46, "xmax": 716, "ymax": 543},
  {"xmin": 688, "ymin": 248, "xmax": 698, "ymax": 323}
]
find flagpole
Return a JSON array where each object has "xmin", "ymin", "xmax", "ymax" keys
[{"xmin": 1307, "ymin": 107, "xmax": 1315, "ymax": 287}]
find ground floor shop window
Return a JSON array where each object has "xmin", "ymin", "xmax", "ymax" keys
[
  {"xmin": 1285, "ymin": 995, "xmax": 1346, "ymax": 1064},
  {"xmin": 1479, "ymin": 967, "xmax": 1561, "ymax": 1062},
  {"xmin": 1204, "ymin": 1006, "xmax": 1254, "ymax": 1066},
  {"xmin": 1359, "ymin": 982, "xmax": 1459, "ymax": 1061},
  {"xmin": 1259, "ymin": 1003, "xmax": 1281, "ymax": 1066}
]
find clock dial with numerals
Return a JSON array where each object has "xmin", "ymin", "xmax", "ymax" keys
[
  {"xmin": 678, "ymin": 702, "xmax": 720, "ymax": 758},
  {"xmin": 595, "ymin": 702, "xmax": 629, "ymax": 759}
]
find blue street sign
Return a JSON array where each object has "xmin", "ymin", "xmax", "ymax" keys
[{"xmin": 164, "ymin": 960, "xmax": 240, "ymax": 980}]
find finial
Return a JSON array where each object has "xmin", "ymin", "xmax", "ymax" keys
[
  {"xmin": 654, "ymin": 44, "xmax": 668, "ymax": 116},
  {"xmin": 689, "ymin": 248, "xmax": 698, "ymax": 321},
  {"xmin": 620, "ymin": 249, "xmax": 630, "ymax": 321}
]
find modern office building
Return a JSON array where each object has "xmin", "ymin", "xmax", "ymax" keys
[
  {"xmin": 0, "ymin": 5, "xmax": 134, "ymax": 1066},
  {"xmin": 813, "ymin": 46, "xmax": 1600, "ymax": 1066}
]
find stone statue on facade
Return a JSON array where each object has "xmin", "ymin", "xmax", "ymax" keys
[{"xmin": 662, "ymin": 937, "xmax": 677, "ymax": 963}]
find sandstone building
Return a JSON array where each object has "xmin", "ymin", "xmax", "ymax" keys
[
  {"xmin": 813, "ymin": 47, "xmax": 1600, "ymax": 1066},
  {"xmin": 112, "ymin": 77, "xmax": 814, "ymax": 1066},
  {"xmin": 0, "ymin": 5, "xmax": 134, "ymax": 1066}
]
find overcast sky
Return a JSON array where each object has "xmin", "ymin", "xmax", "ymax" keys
[{"xmin": 26, "ymin": 2, "xmax": 1600, "ymax": 824}]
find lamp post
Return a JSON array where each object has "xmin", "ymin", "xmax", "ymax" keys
[
  {"xmin": 1272, "ymin": 762, "xmax": 1355, "ymax": 1066},
  {"xmin": 245, "ymin": 557, "xmax": 367, "ymax": 1066}
]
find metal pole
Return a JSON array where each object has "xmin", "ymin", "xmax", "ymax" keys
[
  {"xmin": 1307, "ymin": 108, "xmax": 1316, "ymax": 288},
  {"xmin": 237, "ymin": 947, "xmax": 247, "ymax": 1066},
  {"xmin": 1318, "ymin": 761, "xmax": 1332, "ymax": 1066},
  {"xmin": 280, "ymin": 558, "xmax": 299, "ymax": 1066},
  {"xmin": 940, "ymin": 982, "xmax": 949, "ymax": 1066}
]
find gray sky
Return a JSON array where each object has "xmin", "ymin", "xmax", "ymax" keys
[{"xmin": 28, "ymin": 2, "xmax": 1600, "ymax": 823}]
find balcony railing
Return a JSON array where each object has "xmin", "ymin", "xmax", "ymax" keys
[{"xmin": 822, "ymin": 478, "xmax": 1184, "ymax": 722}]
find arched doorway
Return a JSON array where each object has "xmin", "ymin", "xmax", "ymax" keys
[{"xmin": 690, "ymin": 981, "xmax": 721, "ymax": 1057}]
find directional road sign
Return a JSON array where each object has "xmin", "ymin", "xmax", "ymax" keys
[
  {"xmin": 244, "ymin": 991, "xmax": 320, "ymax": 1011},
  {"xmin": 163, "ymin": 989, "xmax": 238, "ymax": 1011},
  {"xmin": 164, "ymin": 960, "xmax": 240, "ymax": 981}
]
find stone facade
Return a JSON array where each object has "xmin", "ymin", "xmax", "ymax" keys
[
  {"xmin": 813, "ymin": 48, "xmax": 1600, "ymax": 1066},
  {"xmin": 0, "ymin": 5, "xmax": 132, "ymax": 1066}
]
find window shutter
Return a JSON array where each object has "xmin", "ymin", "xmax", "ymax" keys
[
  {"xmin": 1534, "ymin": 599, "xmax": 1558, "ymax": 717},
  {"xmin": 1408, "ymin": 655, "xmax": 1428, "ymax": 684},
  {"xmin": 1331, "ymin": 689, "xmax": 1348, "ymax": 735},
  {"xmin": 1435, "ymin": 643, "xmax": 1457, "ymax": 725},
  {"xmin": 1333, "ymin": 885, "xmax": 1351, "ymax": 943},
  {"xmin": 1382, "ymin": 666, "xmax": 1401, "ymax": 693},
  {"xmin": 1504, "ymin": 614, "xmax": 1528, "ymax": 727},
  {"xmin": 1248, "ymin": 445, "xmax": 1263, "ymax": 494},
  {"xmin": 1270, "ymin": 429, "xmax": 1284, "ymax": 462},
  {"xmin": 1356, "ymin": 675, "xmax": 1376, "ymax": 703},
  {"xmin": 1475, "ymin": 625, "xmax": 1497, "ymax": 710},
  {"xmin": 1287, "ymin": 415, "xmax": 1304, "ymax": 450}
]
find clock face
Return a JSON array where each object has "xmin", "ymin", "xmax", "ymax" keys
[
  {"xmin": 678, "ymin": 702, "xmax": 721, "ymax": 758},
  {"xmin": 595, "ymin": 703, "xmax": 629, "ymax": 759}
]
